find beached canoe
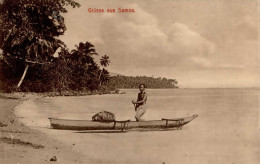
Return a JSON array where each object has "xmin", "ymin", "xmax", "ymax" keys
[{"xmin": 49, "ymin": 114, "xmax": 198, "ymax": 131}]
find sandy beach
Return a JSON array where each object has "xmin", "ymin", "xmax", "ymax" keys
[
  {"xmin": 11, "ymin": 88, "xmax": 260, "ymax": 164},
  {"xmin": 0, "ymin": 94, "xmax": 88, "ymax": 164}
]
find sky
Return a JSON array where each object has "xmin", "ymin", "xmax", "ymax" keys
[{"xmin": 59, "ymin": 0, "xmax": 259, "ymax": 88}]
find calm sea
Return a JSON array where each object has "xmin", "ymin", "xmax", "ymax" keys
[{"xmin": 20, "ymin": 88, "xmax": 260, "ymax": 121}]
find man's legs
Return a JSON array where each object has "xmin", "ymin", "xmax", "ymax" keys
[{"xmin": 135, "ymin": 105, "xmax": 146, "ymax": 121}]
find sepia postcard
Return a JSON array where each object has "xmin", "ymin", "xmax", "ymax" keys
[{"xmin": 0, "ymin": 0, "xmax": 259, "ymax": 163}]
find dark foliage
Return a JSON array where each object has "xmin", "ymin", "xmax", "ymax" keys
[
  {"xmin": 105, "ymin": 75, "xmax": 178, "ymax": 89},
  {"xmin": 0, "ymin": 0, "xmax": 80, "ymax": 92},
  {"xmin": 0, "ymin": 0, "xmax": 112, "ymax": 94}
]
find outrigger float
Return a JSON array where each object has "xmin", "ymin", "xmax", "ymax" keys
[{"xmin": 49, "ymin": 114, "xmax": 198, "ymax": 131}]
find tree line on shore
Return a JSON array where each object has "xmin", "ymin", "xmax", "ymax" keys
[
  {"xmin": 106, "ymin": 75, "xmax": 178, "ymax": 89},
  {"xmin": 0, "ymin": 0, "xmax": 111, "ymax": 94},
  {"xmin": 0, "ymin": 0, "xmax": 178, "ymax": 95}
]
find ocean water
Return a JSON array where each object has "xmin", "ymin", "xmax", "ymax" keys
[{"xmin": 16, "ymin": 88, "xmax": 260, "ymax": 164}]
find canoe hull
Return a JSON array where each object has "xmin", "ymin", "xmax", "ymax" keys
[{"xmin": 49, "ymin": 114, "xmax": 198, "ymax": 131}]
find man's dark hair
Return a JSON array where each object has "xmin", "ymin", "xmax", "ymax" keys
[{"xmin": 139, "ymin": 83, "xmax": 146, "ymax": 88}]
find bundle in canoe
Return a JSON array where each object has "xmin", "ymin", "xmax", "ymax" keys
[{"xmin": 48, "ymin": 114, "xmax": 198, "ymax": 131}]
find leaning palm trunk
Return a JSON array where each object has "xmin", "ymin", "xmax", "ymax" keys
[{"xmin": 17, "ymin": 64, "xmax": 29, "ymax": 88}]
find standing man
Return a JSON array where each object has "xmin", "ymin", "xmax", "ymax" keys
[{"xmin": 132, "ymin": 84, "xmax": 148, "ymax": 121}]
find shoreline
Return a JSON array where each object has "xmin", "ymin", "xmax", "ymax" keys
[
  {"xmin": 1, "ymin": 89, "xmax": 260, "ymax": 164},
  {"xmin": 0, "ymin": 94, "xmax": 87, "ymax": 164}
]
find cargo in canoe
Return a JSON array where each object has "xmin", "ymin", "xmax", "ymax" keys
[{"xmin": 49, "ymin": 114, "xmax": 198, "ymax": 131}]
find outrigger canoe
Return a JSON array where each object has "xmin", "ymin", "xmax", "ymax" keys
[{"xmin": 49, "ymin": 114, "xmax": 198, "ymax": 131}]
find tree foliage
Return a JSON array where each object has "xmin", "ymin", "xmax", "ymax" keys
[
  {"xmin": 67, "ymin": 42, "xmax": 100, "ymax": 91},
  {"xmin": 0, "ymin": 0, "xmax": 80, "ymax": 63},
  {"xmin": 100, "ymin": 55, "xmax": 110, "ymax": 67},
  {"xmin": 105, "ymin": 75, "xmax": 178, "ymax": 89},
  {"xmin": 0, "ymin": 0, "xmax": 81, "ymax": 91},
  {"xmin": 99, "ymin": 55, "xmax": 110, "ymax": 86},
  {"xmin": 0, "ymin": 0, "xmax": 111, "ymax": 93}
]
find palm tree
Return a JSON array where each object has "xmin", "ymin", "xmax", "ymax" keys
[
  {"xmin": 99, "ymin": 55, "xmax": 110, "ymax": 86},
  {"xmin": 70, "ymin": 42, "xmax": 98, "ymax": 66},
  {"xmin": 0, "ymin": 0, "xmax": 80, "ymax": 89},
  {"xmin": 69, "ymin": 42, "xmax": 99, "ymax": 91}
]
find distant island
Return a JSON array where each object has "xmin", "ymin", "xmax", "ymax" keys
[{"xmin": 105, "ymin": 75, "xmax": 178, "ymax": 89}]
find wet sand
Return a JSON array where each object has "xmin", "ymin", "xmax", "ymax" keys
[{"xmin": 0, "ymin": 94, "xmax": 88, "ymax": 164}]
